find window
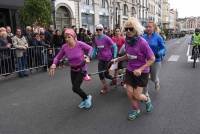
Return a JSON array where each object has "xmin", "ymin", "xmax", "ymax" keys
[
  {"xmin": 86, "ymin": 0, "xmax": 89, "ymax": 5},
  {"xmin": 102, "ymin": 0, "xmax": 108, "ymax": 9},
  {"xmin": 102, "ymin": 0, "xmax": 105, "ymax": 8},
  {"xmin": 123, "ymin": 4, "xmax": 128, "ymax": 16},
  {"xmin": 131, "ymin": 7, "xmax": 136, "ymax": 16}
]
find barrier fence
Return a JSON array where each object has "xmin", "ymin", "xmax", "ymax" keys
[{"xmin": 0, "ymin": 46, "xmax": 50, "ymax": 76}]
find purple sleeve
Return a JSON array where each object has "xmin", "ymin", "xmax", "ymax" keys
[
  {"xmin": 53, "ymin": 45, "xmax": 65, "ymax": 65},
  {"xmin": 141, "ymin": 39, "xmax": 154, "ymax": 60},
  {"xmin": 106, "ymin": 36, "xmax": 115, "ymax": 47},
  {"xmin": 79, "ymin": 41, "xmax": 93, "ymax": 57}
]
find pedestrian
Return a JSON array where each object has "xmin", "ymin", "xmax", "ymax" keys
[
  {"xmin": 143, "ymin": 21, "xmax": 166, "ymax": 91},
  {"xmin": 92, "ymin": 24, "xmax": 118, "ymax": 94},
  {"xmin": 112, "ymin": 17, "xmax": 155, "ymax": 120},
  {"xmin": 49, "ymin": 28, "xmax": 93, "ymax": 109}
]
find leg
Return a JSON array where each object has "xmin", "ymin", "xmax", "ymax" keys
[
  {"xmin": 126, "ymin": 84, "xmax": 141, "ymax": 120},
  {"xmin": 133, "ymin": 86, "xmax": 153, "ymax": 113},
  {"xmin": 150, "ymin": 62, "xmax": 161, "ymax": 90},
  {"xmin": 98, "ymin": 61, "xmax": 108, "ymax": 94},
  {"xmin": 70, "ymin": 70, "xmax": 88, "ymax": 100},
  {"xmin": 17, "ymin": 57, "xmax": 24, "ymax": 77}
]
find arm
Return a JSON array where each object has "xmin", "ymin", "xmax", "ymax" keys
[
  {"xmin": 157, "ymin": 36, "xmax": 166, "ymax": 57},
  {"xmin": 107, "ymin": 36, "xmax": 117, "ymax": 58},
  {"xmin": 80, "ymin": 41, "xmax": 93, "ymax": 58},
  {"xmin": 113, "ymin": 54, "xmax": 128, "ymax": 63},
  {"xmin": 133, "ymin": 42, "xmax": 155, "ymax": 76},
  {"xmin": 91, "ymin": 47, "xmax": 97, "ymax": 59},
  {"xmin": 119, "ymin": 44, "xmax": 125, "ymax": 55},
  {"xmin": 23, "ymin": 37, "xmax": 29, "ymax": 48},
  {"xmin": 52, "ymin": 45, "xmax": 65, "ymax": 65},
  {"xmin": 139, "ymin": 42, "xmax": 155, "ymax": 72},
  {"xmin": 137, "ymin": 56, "xmax": 155, "ymax": 72},
  {"xmin": 111, "ymin": 43, "xmax": 118, "ymax": 58}
]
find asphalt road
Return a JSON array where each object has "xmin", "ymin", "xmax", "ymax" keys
[{"xmin": 0, "ymin": 35, "xmax": 200, "ymax": 134}]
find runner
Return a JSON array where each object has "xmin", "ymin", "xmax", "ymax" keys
[
  {"xmin": 92, "ymin": 24, "xmax": 118, "ymax": 94},
  {"xmin": 112, "ymin": 17, "xmax": 155, "ymax": 120},
  {"xmin": 49, "ymin": 28, "xmax": 93, "ymax": 109},
  {"xmin": 111, "ymin": 28, "xmax": 126, "ymax": 85},
  {"xmin": 143, "ymin": 21, "xmax": 166, "ymax": 91}
]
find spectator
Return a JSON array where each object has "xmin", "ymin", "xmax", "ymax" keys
[
  {"xmin": 53, "ymin": 30, "xmax": 63, "ymax": 50},
  {"xmin": 12, "ymin": 28, "xmax": 29, "ymax": 77},
  {"xmin": 25, "ymin": 26, "xmax": 33, "ymax": 46},
  {"xmin": 0, "ymin": 27, "xmax": 14, "ymax": 75},
  {"xmin": 6, "ymin": 26, "xmax": 14, "ymax": 39}
]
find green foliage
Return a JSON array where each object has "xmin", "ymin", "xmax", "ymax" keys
[{"xmin": 20, "ymin": 0, "xmax": 52, "ymax": 27}]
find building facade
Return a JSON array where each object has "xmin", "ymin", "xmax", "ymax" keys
[
  {"xmin": 177, "ymin": 17, "xmax": 200, "ymax": 33},
  {"xmin": 0, "ymin": 0, "xmax": 24, "ymax": 31},
  {"xmin": 162, "ymin": 0, "xmax": 170, "ymax": 29},
  {"xmin": 169, "ymin": 9, "xmax": 178, "ymax": 32},
  {"xmin": 155, "ymin": 0, "xmax": 162, "ymax": 26}
]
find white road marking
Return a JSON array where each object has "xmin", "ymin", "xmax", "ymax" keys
[
  {"xmin": 187, "ymin": 56, "xmax": 199, "ymax": 63},
  {"xmin": 186, "ymin": 45, "xmax": 190, "ymax": 56},
  {"xmin": 168, "ymin": 55, "xmax": 180, "ymax": 61}
]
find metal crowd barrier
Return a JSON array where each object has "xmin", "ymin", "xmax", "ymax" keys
[{"xmin": 0, "ymin": 46, "xmax": 49, "ymax": 76}]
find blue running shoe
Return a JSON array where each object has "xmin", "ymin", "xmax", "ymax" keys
[
  {"xmin": 84, "ymin": 95, "xmax": 92, "ymax": 109},
  {"xmin": 146, "ymin": 98, "xmax": 153, "ymax": 112},
  {"xmin": 128, "ymin": 110, "xmax": 141, "ymax": 120},
  {"xmin": 78, "ymin": 100, "xmax": 86, "ymax": 109}
]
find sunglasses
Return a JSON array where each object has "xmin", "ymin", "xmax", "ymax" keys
[
  {"xmin": 124, "ymin": 27, "xmax": 134, "ymax": 32},
  {"xmin": 96, "ymin": 29, "xmax": 103, "ymax": 31}
]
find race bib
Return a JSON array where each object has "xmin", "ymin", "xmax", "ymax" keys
[
  {"xmin": 127, "ymin": 53, "xmax": 137, "ymax": 60},
  {"xmin": 97, "ymin": 45, "xmax": 104, "ymax": 49}
]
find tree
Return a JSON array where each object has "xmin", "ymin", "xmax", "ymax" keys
[{"xmin": 20, "ymin": 0, "xmax": 52, "ymax": 27}]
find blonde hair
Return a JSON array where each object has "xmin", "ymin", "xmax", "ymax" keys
[{"xmin": 124, "ymin": 17, "xmax": 145, "ymax": 36}]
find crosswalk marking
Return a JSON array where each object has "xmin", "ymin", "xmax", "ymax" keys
[
  {"xmin": 187, "ymin": 45, "xmax": 190, "ymax": 56},
  {"xmin": 168, "ymin": 55, "xmax": 180, "ymax": 61},
  {"xmin": 187, "ymin": 56, "xmax": 199, "ymax": 63}
]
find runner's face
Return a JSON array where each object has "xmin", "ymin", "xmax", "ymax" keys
[
  {"xmin": 146, "ymin": 23, "xmax": 154, "ymax": 34},
  {"xmin": 96, "ymin": 29, "xmax": 103, "ymax": 35},
  {"xmin": 125, "ymin": 27, "xmax": 136, "ymax": 37},
  {"xmin": 115, "ymin": 29, "xmax": 121, "ymax": 36},
  {"xmin": 65, "ymin": 34, "xmax": 75, "ymax": 45}
]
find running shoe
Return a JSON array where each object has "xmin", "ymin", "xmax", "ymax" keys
[
  {"xmin": 84, "ymin": 95, "xmax": 92, "ymax": 109},
  {"xmin": 83, "ymin": 74, "xmax": 92, "ymax": 81},
  {"xmin": 78, "ymin": 100, "xmax": 86, "ymax": 109},
  {"xmin": 146, "ymin": 97, "xmax": 153, "ymax": 112},
  {"xmin": 128, "ymin": 110, "xmax": 141, "ymax": 120}
]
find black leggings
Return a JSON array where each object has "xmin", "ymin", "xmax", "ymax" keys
[
  {"xmin": 70, "ymin": 70, "xmax": 88, "ymax": 100},
  {"xmin": 192, "ymin": 46, "xmax": 200, "ymax": 56},
  {"xmin": 98, "ymin": 60, "xmax": 113, "ymax": 80}
]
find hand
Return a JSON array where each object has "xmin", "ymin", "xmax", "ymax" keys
[
  {"xmin": 84, "ymin": 55, "xmax": 90, "ymax": 63},
  {"xmin": 49, "ymin": 64, "xmax": 56, "ymax": 76},
  {"xmin": 133, "ymin": 69, "xmax": 142, "ymax": 77},
  {"xmin": 111, "ymin": 58, "xmax": 118, "ymax": 64},
  {"xmin": 6, "ymin": 43, "xmax": 11, "ymax": 48},
  {"xmin": 23, "ymin": 46, "xmax": 27, "ymax": 50},
  {"xmin": 49, "ymin": 50, "xmax": 53, "ymax": 54}
]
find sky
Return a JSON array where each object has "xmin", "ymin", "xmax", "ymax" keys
[{"xmin": 169, "ymin": 0, "xmax": 200, "ymax": 18}]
